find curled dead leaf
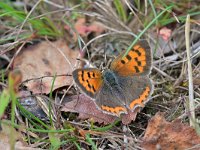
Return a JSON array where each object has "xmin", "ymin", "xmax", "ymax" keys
[{"xmin": 142, "ymin": 112, "xmax": 200, "ymax": 150}]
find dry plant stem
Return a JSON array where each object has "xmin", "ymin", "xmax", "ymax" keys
[
  {"xmin": 59, "ymin": 83, "xmax": 74, "ymax": 105},
  {"xmin": 124, "ymin": 0, "xmax": 144, "ymax": 27},
  {"xmin": 6, "ymin": 41, "xmax": 26, "ymax": 71},
  {"xmin": 153, "ymin": 66, "xmax": 175, "ymax": 80},
  {"xmin": 43, "ymin": 0, "xmax": 65, "ymax": 8},
  {"xmin": 185, "ymin": 15, "xmax": 195, "ymax": 127}
]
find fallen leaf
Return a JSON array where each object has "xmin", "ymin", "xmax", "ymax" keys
[
  {"xmin": 61, "ymin": 94, "xmax": 116, "ymax": 124},
  {"xmin": 75, "ymin": 18, "xmax": 105, "ymax": 37},
  {"xmin": 13, "ymin": 40, "xmax": 78, "ymax": 94},
  {"xmin": 65, "ymin": 18, "xmax": 105, "ymax": 41},
  {"xmin": 121, "ymin": 108, "xmax": 140, "ymax": 125},
  {"xmin": 0, "ymin": 122, "xmax": 21, "ymax": 150},
  {"xmin": 0, "ymin": 121, "xmax": 42, "ymax": 149},
  {"xmin": 158, "ymin": 27, "xmax": 172, "ymax": 41},
  {"xmin": 61, "ymin": 94, "xmax": 140, "ymax": 125},
  {"xmin": 142, "ymin": 112, "xmax": 200, "ymax": 150}
]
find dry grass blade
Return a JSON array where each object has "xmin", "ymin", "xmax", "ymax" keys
[{"xmin": 185, "ymin": 14, "xmax": 195, "ymax": 127}]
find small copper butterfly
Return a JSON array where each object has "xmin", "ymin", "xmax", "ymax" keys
[{"xmin": 72, "ymin": 40, "xmax": 153, "ymax": 116}]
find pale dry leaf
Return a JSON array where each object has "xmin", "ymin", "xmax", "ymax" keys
[
  {"xmin": 64, "ymin": 18, "xmax": 105, "ymax": 41},
  {"xmin": 74, "ymin": 18, "xmax": 105, "ymax": 37},
  {"xmin": 0, "ymin": 131, "xmax": 12, "ymax": 150},
  {"xmin": 1, "ymin": 122, "xmax": 43, "ymax": 150},
  {"xmin": 158, "ymin": 27, "xmax": 172, "ymax": 41},
  {"xmin": 61, "ymin": 94, "xmax": 141, "ymax": 125},
  {"xmin": 13, "ymin": 40, "xmax": 79, "ymax": 94},
  {"xmin": 142, "ymin": 112, "xmax": 200, "ymax": 150}
]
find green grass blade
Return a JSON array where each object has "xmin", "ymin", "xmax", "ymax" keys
[
  {"xmin": 17, "ymin": 102, "xmax": 50, "ymax": 129},
  {"xmin": 113, "ymin": 0, "xmax": 127, "ymax": 22},
  {"xmin": 148, "ymin": 0, "xmax": 158, "ymax": 25},
  {"xmin": 0, "ymin": 91, "xmax": 10, "ymax": 118},
  {"xmin": 1, "ymin": 120, "xmax": 74, "ymax": 133},
  {"xmin": 49, "ymin": 131, "xmax": 61, "ymax": 150},
  {"xmin": 86, "ymin": 134, "xmax": 98, "ymax": 150},
  {"xmin": 91, "ymin": 119, "xmax": 120, "ymax": 132},
  {"xmin": 73, "ymin": 141, "xmax": 81, "ymax": 150},
  {"xmin": 49, "ymin": 73, "xmax": 57, "ymax": 127}
]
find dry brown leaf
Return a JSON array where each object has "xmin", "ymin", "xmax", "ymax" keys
[
  {"xmin": 121, "ymin": 108, "xmax": 140, "ymax": 125},
  {"xmin": 13, "ymin": 40, "xmax": 79, "ymax": 94},
  {"xmin": 74, "ymin": 18, "xmax": 105, "ymax": 37},
  {"xmin": 65, "ymin": 18, "xmax": 105, "ymax": 41},
  {"xmin": 61, "ymin": 94, "xmax": 140, "ymax": 125},
  {"xmin": 142, "ymin": 112, "xmax": 200, "ymax": 150},
  {"xmin": 0, "ymin": 122, "xmax": 38, "ymax": 150},
  {"xmin": 0, "ymin": 129, "xmax": 13, "ymax": 150},
  {"xmin": 61, "ymin": 94, "xmax": 116, "ymax": 124}
]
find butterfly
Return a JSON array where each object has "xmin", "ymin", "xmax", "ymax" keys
[{"xmin": 72, "ymin": 40, "xmax": 153, "ymax": 116}]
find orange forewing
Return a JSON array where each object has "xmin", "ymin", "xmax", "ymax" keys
[
  {"xmin": 72, "ymin": 68, "xmax": 103, "ymax": 97},
  {"xmin": 110, "ymin": 41, "xmax": 151, "ymax": 76}
]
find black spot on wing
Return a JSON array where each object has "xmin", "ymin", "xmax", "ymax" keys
[
  {"xmin": 92, "ymin": 72, "xmax": 95, "ymax": 78},
  {"xmin": 134, "ymin": 66, "xmax": 140, "ymax": 73},
  {"xmin": 86, "ymin": 80, "xmax": 92, "ymax": 89},
  {"xmin": 121, "ymin": 60, "xmax": 126, "ymax": 64},
  {"xmin": 126, "ymin": 54, "xmax": 132, "ymax": 60},
  {"xmin": 87, "ymin": 72, "xmax": 91, "ymax": 78},
  {"xmin": 92, "ymin": 86, "xmax": 96, "ymax": 92},
  {"xmin": 81, "ymin": 71, "xmax": 85, "ymax": 81},
  {"xmin": 135, "ymin": 57, "xmax": 141, "ymax": 66},
  {"xmin": 135, "ymin": 49, "xmax": 142, "ymax": 56}
]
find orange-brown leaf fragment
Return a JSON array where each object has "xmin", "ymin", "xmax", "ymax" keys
[{"xmin": 142, "ymin": 112, "xmax": 200, "ymax": 150}]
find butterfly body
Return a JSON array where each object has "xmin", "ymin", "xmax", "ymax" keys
[
  {"xmin": 102, "ymin": 69, "xmax": 126, "ymax": 105},
  {"xmin": 73, "ymin": 41, "xmax": 153, "ymax": 116}
]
